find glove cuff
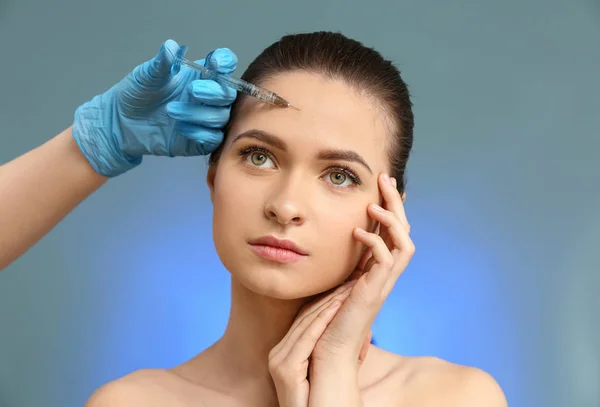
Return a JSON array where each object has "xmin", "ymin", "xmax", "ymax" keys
[{"xmin": 72, "ymin": 96, "xmax": 142, "ymax": 177}]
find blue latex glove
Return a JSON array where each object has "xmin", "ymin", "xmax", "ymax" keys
[{"xmin": 72, "ymin": 39, "xmax": 238, "ymax": 177}]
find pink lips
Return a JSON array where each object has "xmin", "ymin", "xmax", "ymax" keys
[{"xmin": 248, "ymin": 235, "xmax": 308, "ymax": 263}]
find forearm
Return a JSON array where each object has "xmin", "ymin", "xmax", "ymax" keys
[
  {"xmin": 0, "ymin": 126, "xmax": 107, "ymax": 270},
  {"xmin": 309, "ymin": 362, "xmax": 363, "ymax": 407}
]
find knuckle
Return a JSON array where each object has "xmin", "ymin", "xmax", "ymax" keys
[
  {"xmin": 387, "ymin": 214, "xmax": 400, "ymax": 228},
  {"xmin": 273, "ymin": 359, "xmax": 303, "ymax": 382},
  {"xmin": 268, "ymin": 347, "xmax": 279, "ymax": 362},
  {"xmin": 380, "ymin": 256, "xmax": 395, "ymax": 270},
  {"xmin": 268, "ymin": 357, "xmax": 282, "ymax": 375},
  {"xmin": 267, "ymin": 357, "xmax": 277, "ymax": 373},
  {"xmin": 268, "ymin": 357, "xmax": 290, "ymax": 379}
]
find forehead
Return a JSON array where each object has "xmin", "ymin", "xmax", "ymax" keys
[{"xmin": 227, "ymin": 71, "xmax": 390, "ymax": 170}]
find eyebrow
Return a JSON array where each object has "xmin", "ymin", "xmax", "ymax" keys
[{"xmin": 231, "ymin": 130, "xmax": 373, "ymax": 174}]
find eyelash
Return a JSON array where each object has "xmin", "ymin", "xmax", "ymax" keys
[{"xmin": 237, "ymin": 144, "xmax": 363, "ymax": 187}]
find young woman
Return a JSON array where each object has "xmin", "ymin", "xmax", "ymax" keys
[{"xmin": 0, "ymin": 31, "xmax": 506, "ymax": 407}]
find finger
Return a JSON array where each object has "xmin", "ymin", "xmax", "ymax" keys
[
  {"xmin": 351, "ymin": 247, "xmax": 372, "ymax": 278},
  {"xmin": 283, "ymin": 282, "xmax": 355, "ymax": 340},
  {"xmin": 295, "ymin": 280, "xmax": 354, "ymax": 326},
  {"xmin": 361, "ymin": 209, "xmax": 415, "ymax": 300},
  {"xmin": 190, "ymin": 80, "xmax": 237, "ymax": 107},
  {"xmin": 367, "ymin": 204, "xmax": 407, "ymax": 253},
  {"xmin": 166, "ymin": 102, "xmax": 231, "ymax": 128},
  {"xmin": 358, "ymin": 330, "xmax": 372, "ymax": 364},
  {"xmin": 346, "ymin": 268, "xmax": 362, "ymax": 282},
  {"xmin": 390, "ymin": 177, "xmax": 410, "ymax": 232},
  {"xmin": 273, "ymin": 281, "xmax": 355, "ymax": 356},
  {"xmin": 366, "ymin": 204, "xmax": 415, "ymax": 273},
  {"xmin": 283, "ymin": 300, "xmax": 342, "ymax": 366},
  {"xmin": 350, "ymin": 222, "xmax": 379, "ymax": 278},
  {"xmin": 363, "ymin": 255, "xmax": 377, "ymax": 274},
  {"xmin": 171, "ymin": 122, "xmax": 223, "ymax": 155},
  {"xmin": 205, "ymin": 48, "xmax": 238, "ymax": 75},
  {"xmin": 380, "ymin": 174, "xmax": 410, "ymax": 232},
  {"xmin": 134, "ymin": 39, "xmax": 180, "ymax": 87},
  {"xmin": 377, "ymin": 217, "xmax": 393, "ymax": 251},
  {"xmin": 353, "ymin": 228, "xmax": 394, "ymax": 289}
]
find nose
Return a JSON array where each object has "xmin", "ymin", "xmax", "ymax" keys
[{"xmin": 263, "ymin": 182, "xmax": 307, "ymax": 226}]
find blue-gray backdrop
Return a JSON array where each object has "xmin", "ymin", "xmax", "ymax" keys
[{"xmin": 1, "ymin": 1, "xmax": 599, "ymax": 406}]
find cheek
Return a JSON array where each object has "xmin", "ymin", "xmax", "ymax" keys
[
  {"xmin": 213, "ymin": 169, "xmax": 264, "ymax": 220},
  {"xmin": 210, "ymin": 167, "xmax": 251, "ymax": 258},
  {"xmin": 324, "ymin": 190, "xmax": 377, "ymax": 235},
  {"xmin": 312, "ymin": 197, "xmax": 374, "ymax": 283}
]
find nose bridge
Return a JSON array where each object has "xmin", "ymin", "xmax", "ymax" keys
[{"xmin": 264, "ymin": 171, "xmax": 308, "ymax": 225}]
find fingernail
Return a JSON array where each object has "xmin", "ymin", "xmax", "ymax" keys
[
  {"xmin": 355, "ymin": 227, "xmax": 367, "ymax": 235},
  {"xmin": 385, "ymin": 174, "xmax": 394, "ymax": 186},
  {"xmin": 371, "ymin": 203, "xmax": 384, "ymax": 212}
]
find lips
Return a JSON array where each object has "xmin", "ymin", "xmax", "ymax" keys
[{"xmin": 248, "ymin": 235, "xmax": 308, "ymax": 256}]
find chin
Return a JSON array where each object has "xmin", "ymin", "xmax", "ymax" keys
[
  {"xmin": 213, "ymin": 229, "xmax": 358, "ymax": 300},
  {"xmin": 216, "ymin": 246, "xmax": 333, "ymax": 300},
  {"xmin": 234, "ymin": 259, "xmax": 325, "ymax": 300}
]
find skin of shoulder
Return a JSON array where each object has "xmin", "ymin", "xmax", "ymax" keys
[
  {"xmin": 388, "ymin": 353, "xmax": 508, "ymax": 407},
  {"xmin": 85, "ymin": 352, "xmax": 507, "ymax": 407},
  {"xmin": 84, "ymin": 369, "xmax": 183, "ymax": 407}
]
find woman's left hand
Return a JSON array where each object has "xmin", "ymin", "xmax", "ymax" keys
[{"xmin": 308, "ymin": 172, "xmax": 415, "ymax": 406}]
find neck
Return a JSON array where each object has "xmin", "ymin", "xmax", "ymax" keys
[{"xmin": 203, "ymin": 278, "xmax": 313, "ymax": 403}]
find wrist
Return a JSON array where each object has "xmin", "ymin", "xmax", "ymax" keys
[
  {"xmin": 308, "ymin": 362, "xmax": 362, "ymax": 407},
  {"xmin": 58, "ymin": 128, "xmax": 109, "ymax": 183},
  {"xmin": 72, "ymin": 101, "xmax": 140, "ymax": 177},
  {"xmin": 311, "ymin": 353, "xmax": 356, "ymax": 372}
]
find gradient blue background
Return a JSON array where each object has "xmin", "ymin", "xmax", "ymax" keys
[{"xmin": 1, "ymin": 0, "xmax": 599, "ymax": 406}]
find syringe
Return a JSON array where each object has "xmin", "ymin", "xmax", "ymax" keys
[{"xmin": 169, "ymin": 46, "xmax": 298, "ymax": 110}]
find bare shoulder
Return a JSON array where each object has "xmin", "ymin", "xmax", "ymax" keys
[
  {"xmin": 392, "ymin": 353, "xmax": 507, "ymax": 407},
  {"xmin": 84, "ymin": 369, "xmax": 192, "ymax": 407},
  {"xmin": 363, "ymin": 347, "xmax": 507, "ymax": 407}
]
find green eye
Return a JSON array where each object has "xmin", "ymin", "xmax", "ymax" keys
[
  {"xmin": 250, "ymin": 152, "xmax": 268, "ymax": 166},
  {"xmin": 329, "ymin": 172, "xmax": 347, "ymax": 185}
]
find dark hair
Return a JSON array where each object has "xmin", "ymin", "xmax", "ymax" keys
[{"xmin": 209, "ymin": 31, "xmax": 414, "ymax": 194}]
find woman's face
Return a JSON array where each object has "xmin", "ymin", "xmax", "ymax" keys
[{"xmin": 207, "ymin": 71, "xmax": 391, "ymax": 299}]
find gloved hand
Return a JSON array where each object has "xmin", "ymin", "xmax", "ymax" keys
[{"xmin": 72, "ymin": 39, "xmax": 238, "ymax": 177}]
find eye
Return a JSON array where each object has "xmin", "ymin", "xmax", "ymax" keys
[
  {"xmin": 238, "ymin": 145, "xmax": 276, "ymax": 169},
  {"xmin": 249, "ymin": 151, "xmax": 269, "ymax": 166},
  {"xmin": 324, "ymin": 166, "xmax": 362, "ymax": 188},
  {"xmin": 328, "ymin": 171, "xmax": 351, "ymax": 186},
  {"xmin": 237, "ymin": 144, "xmax": 362, "ymax": 189}
]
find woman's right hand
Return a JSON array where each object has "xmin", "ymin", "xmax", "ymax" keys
[
  {"xmin": 268, "ymin": 280, "xmax": 371, "ymax": 407},
  {"xmin": 72, "ymin": 39, "xmax": 238, "ymax": 177}
]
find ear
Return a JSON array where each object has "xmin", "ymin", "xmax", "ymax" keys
[
  {"xmin": 401, "ymin": 192, "xmax": 406, "ymax": 202},
  {"xmin": 206, "ymin": 164, "xmax": 217, "ymax": 203}
]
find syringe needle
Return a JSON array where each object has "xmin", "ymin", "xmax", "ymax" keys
[{"xmin": 168, "ymin": 44, "xmax": 299, "ymax": 110}]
